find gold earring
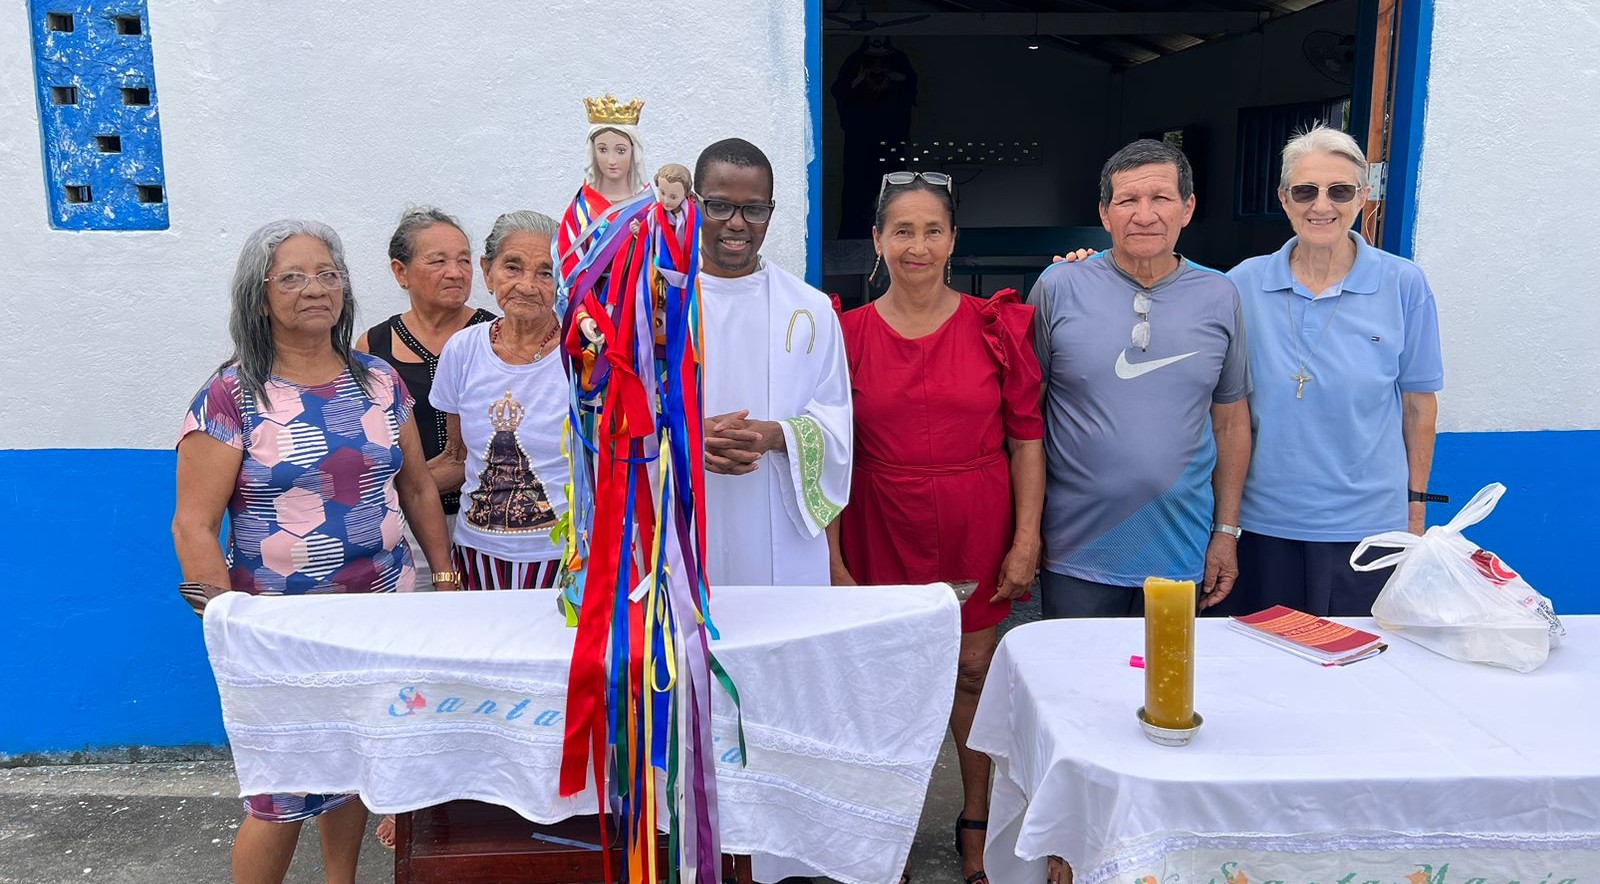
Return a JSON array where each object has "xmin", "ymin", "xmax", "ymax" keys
[{"xmin": 868, "ymin": 254, "xmax": 882, "ymax": 286}]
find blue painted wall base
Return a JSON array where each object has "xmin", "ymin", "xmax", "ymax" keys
[
  {"xmin": 1427, "ymin": 430, "xmax": 1597, "ymax": 611},
  {"xmin": 2, "ymin": 434, "xmax": 1595, "ymax": 754},
  {"xmin": 0, "ymin": 449, "xmax": 221, "ymax": 757}
]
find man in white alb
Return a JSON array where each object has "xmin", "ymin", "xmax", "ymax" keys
[{"xmin": 695, "ymin": 138, "xmax": 852, "ymax": 587}]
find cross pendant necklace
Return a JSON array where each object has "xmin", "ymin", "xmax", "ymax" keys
[{"xmin": 1285, "ymin": 284, "xmax": 1344, "ymax": 401}]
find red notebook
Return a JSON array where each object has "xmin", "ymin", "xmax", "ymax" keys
[{"xmin": 1230, "ymin": 606, "xmax": 1388, "ymax": 666}]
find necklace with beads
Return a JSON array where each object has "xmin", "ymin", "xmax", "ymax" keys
[{"xmin": 490, "ymin": 317, "xmax": 560, "ymax": 364}]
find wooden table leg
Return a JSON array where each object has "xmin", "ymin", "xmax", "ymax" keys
[{"xmin": 394, "ymin": 811, "xmax": 415, "ymax": 884}]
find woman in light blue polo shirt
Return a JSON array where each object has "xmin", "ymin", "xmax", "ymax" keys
[{"xmin": 1216, "ymin": 125, "xmax": 1444, "ymax": 617}]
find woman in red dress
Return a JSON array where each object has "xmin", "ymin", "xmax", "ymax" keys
[{"xmin": 831, "ymin": 172, "xmax": 1045, "ymax": 884}]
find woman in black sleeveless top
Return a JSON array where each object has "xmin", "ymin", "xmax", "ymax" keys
[
  {"xmin": 357, "ymin": 207, "xmax": 495, "ymax": 851},
  {"xmin": 357, "ymin": 209, "xmax": 494, "ymax": 524}
]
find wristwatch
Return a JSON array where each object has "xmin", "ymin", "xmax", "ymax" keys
[
  {"xmin": 1211, "ymin": 522, "xmax": 1242, "ymax": 539},
  {"xmin": 1408, "ymin": 490, "xmax": 1449, "ymax": 503},
  {"xmin": 431, "ymin": 570, "xmax": 461, "ymax": 586}
]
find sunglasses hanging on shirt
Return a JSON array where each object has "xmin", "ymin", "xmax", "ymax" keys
[{"xmin": 1131, "ymin": 291, "xmax": 1153, "ymax": 351}]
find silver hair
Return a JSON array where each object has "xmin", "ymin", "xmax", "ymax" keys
[
  {"xmin": 483, "ymin": 210, "xmax": 560, "ymax": 263},
  {"xmin": 1099, "ymin": 139, "xmax": 1195, "ymax": 205},
  {"xmin": 583, "ymin": 125, "xmax": 648, "ymax": 195},
  {"xmin": 224, "ymin": 219, "xmax": 368, "ymax": 405},
  {"xmin": 387, "ymin": 205, "xmax": 469, "ymax": 264},
  {"xmin": 1279, "ymin": 124, "xmax": 1369, "ymax": 190}
]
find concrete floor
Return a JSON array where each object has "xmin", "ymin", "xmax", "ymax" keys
[
  {"xmin": 0, "ymin": 599, "xmax": 1039, "ymax": 884},
  {"xmin": 0, "ymin": 739, "xmax": 973, "ymax": 884}
]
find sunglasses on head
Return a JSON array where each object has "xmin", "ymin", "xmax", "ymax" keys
[
  {"xmin": 1287, "ymin": 183, "xmax": 1362, "ymax": 204},
  {"xmin": 879, "ymin": 171, "xmax": 952, "ymax": 199}
]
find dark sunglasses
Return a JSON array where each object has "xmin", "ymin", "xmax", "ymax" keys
[
  {"xmin": 879, "ymin": 171, "xmax": 952, "ymax": 199},
  {"xmin": 695, "ymin": 196, "xmax": 774, "ymax": 225},
  {"xmin": 1287, "ymin": 183, "xmax": 1362, "ymax": 204}
]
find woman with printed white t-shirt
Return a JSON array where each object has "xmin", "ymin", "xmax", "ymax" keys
[{"xmin": 431, "ymin": 211, "xmax": 571, "ymax": 589}]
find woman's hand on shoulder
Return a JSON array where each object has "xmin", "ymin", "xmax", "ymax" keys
[{"xmin": 1051, "ymin": 248, "xmax": 1098, "ymax": 264}]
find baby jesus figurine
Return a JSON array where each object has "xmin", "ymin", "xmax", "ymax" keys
[
  {"xmin": 655, "ymin": 163, "xmax": 692, "ymax": 230},
  {"xmin": 576, "ymin": 163, "xmax": 696, "ymax": 349},
  {"xmin": 649, "ymin": 164, "xmax": 693, "ymax": 346}
]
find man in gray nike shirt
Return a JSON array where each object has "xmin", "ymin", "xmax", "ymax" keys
[{"xmin": 1028, "ymin": 139, "xmax": 1252, "ymax": 617}]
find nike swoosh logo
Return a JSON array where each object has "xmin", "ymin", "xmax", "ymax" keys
[{"xmin": 1115, "ymin": 349, "xmax": 1199, "ymax": 379}]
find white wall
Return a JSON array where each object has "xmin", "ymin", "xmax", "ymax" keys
[
  {"xmin": 1412, "ymin": 0, "xmax": 1600, "ymax": 433},
  {"xmin": 0, "ymin": 1, "xmax": 813, "ymax": 449}
]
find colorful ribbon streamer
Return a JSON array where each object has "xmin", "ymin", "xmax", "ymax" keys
[{"xmin": 555, "ymin": 193, "xmax": 734, "ymax": 883}]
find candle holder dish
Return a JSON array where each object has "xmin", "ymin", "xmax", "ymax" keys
[{"xmin": 1137, "ymin": 706, "xmax": 1204, "ymax": 747}]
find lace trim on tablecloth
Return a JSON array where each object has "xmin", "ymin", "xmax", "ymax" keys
[
  {"xmin": 230, "ymin": 723, "xmax": 923, "ymax": 831},
  {"xmin": 717, "ymin": 775, "xmax": 914, "ymax": 884},
  {"xmin": 355, "ymin": 789, "xmax": 578, "ymax": 824},
  {"xmin": 227, "ymin": 720, "xmax": 564, "ymax": 756},
  {"xmin": 718, "ymin": 765, "xmax": 918, "ymax": 830},
  {"xmin": 212, "ymin": 665, "xmax": 566, "ymax": 696},
  {"xmin": 1079, "ymin": 830, "xmax": 1600, "ymax": 884},
  {"xmin": 734, "ymin": 717, "xmax": 936, "ymax": 779}
]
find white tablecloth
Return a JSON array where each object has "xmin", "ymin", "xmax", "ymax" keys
[
  {"xmin": 969, "ymin": 616, "xmax": 1600, "ymax": 884},
  {"xmin": 204, "ymin": 585, "xmax": 960, "ymax": 884}
]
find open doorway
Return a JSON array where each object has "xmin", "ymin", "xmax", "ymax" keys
[{"xmin": 820, "ymin": 0, "xmax": 1378, "ymax": 306}]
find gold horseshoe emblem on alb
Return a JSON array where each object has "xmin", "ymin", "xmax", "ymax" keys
[{"xmin": 785, "ymin": 309, "xmax": 817, "ymax": 354}]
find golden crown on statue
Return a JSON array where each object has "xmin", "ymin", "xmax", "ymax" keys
[{"xmin": 584, "ymin": 93, "xmax": 645, "ymax": 126}]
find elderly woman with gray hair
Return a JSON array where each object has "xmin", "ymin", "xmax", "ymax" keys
[
  {"xmin": 173, "ymin": 219, "xmax": 455, "ymax": 883},
  {"xmin": 429, "ymin": 210, "xmax": 573, "ymax": 590},
  {"xmin": 1215, "ymin": 124, "xmax": 1444, "ymax": 617},
  {"xmin": 357, "ymin": 206, "xmax": 496, "ymax": 587}
]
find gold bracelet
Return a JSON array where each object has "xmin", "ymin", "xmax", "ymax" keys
[{"xmin": 431, "ymin": 571, "xmax": 460, "ymax": 585}]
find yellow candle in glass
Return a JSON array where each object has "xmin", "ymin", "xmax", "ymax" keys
[{"xmin": 1143, "ymin": 577, "xmax": 1196, "ymax": 730}]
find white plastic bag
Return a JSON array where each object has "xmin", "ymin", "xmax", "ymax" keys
[{"xmin": 1351, "ymin": 483, "xmax": 1564, "ymax": 672}]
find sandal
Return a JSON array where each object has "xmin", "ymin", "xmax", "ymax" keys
[{"xmin": 955, "ymin": 817, "xmax": 989, "ymax": 884}]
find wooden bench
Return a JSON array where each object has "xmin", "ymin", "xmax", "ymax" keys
[{"xmin": 394, "ymin": 800, "xmax": 745, "ymax": 884}]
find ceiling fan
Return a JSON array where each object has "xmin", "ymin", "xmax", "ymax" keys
[
  {"xmin": 825, "ymin": 6, "xmax": 932, "ymax": 32},
  {"xmin": 1302, "ymin": 30, "xmax": 1357, "ymax": 85}
]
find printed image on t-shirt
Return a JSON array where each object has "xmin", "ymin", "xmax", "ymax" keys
[{"xmin": 465, "ymin": 390, "xmax": 557, "ymax": 534}]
